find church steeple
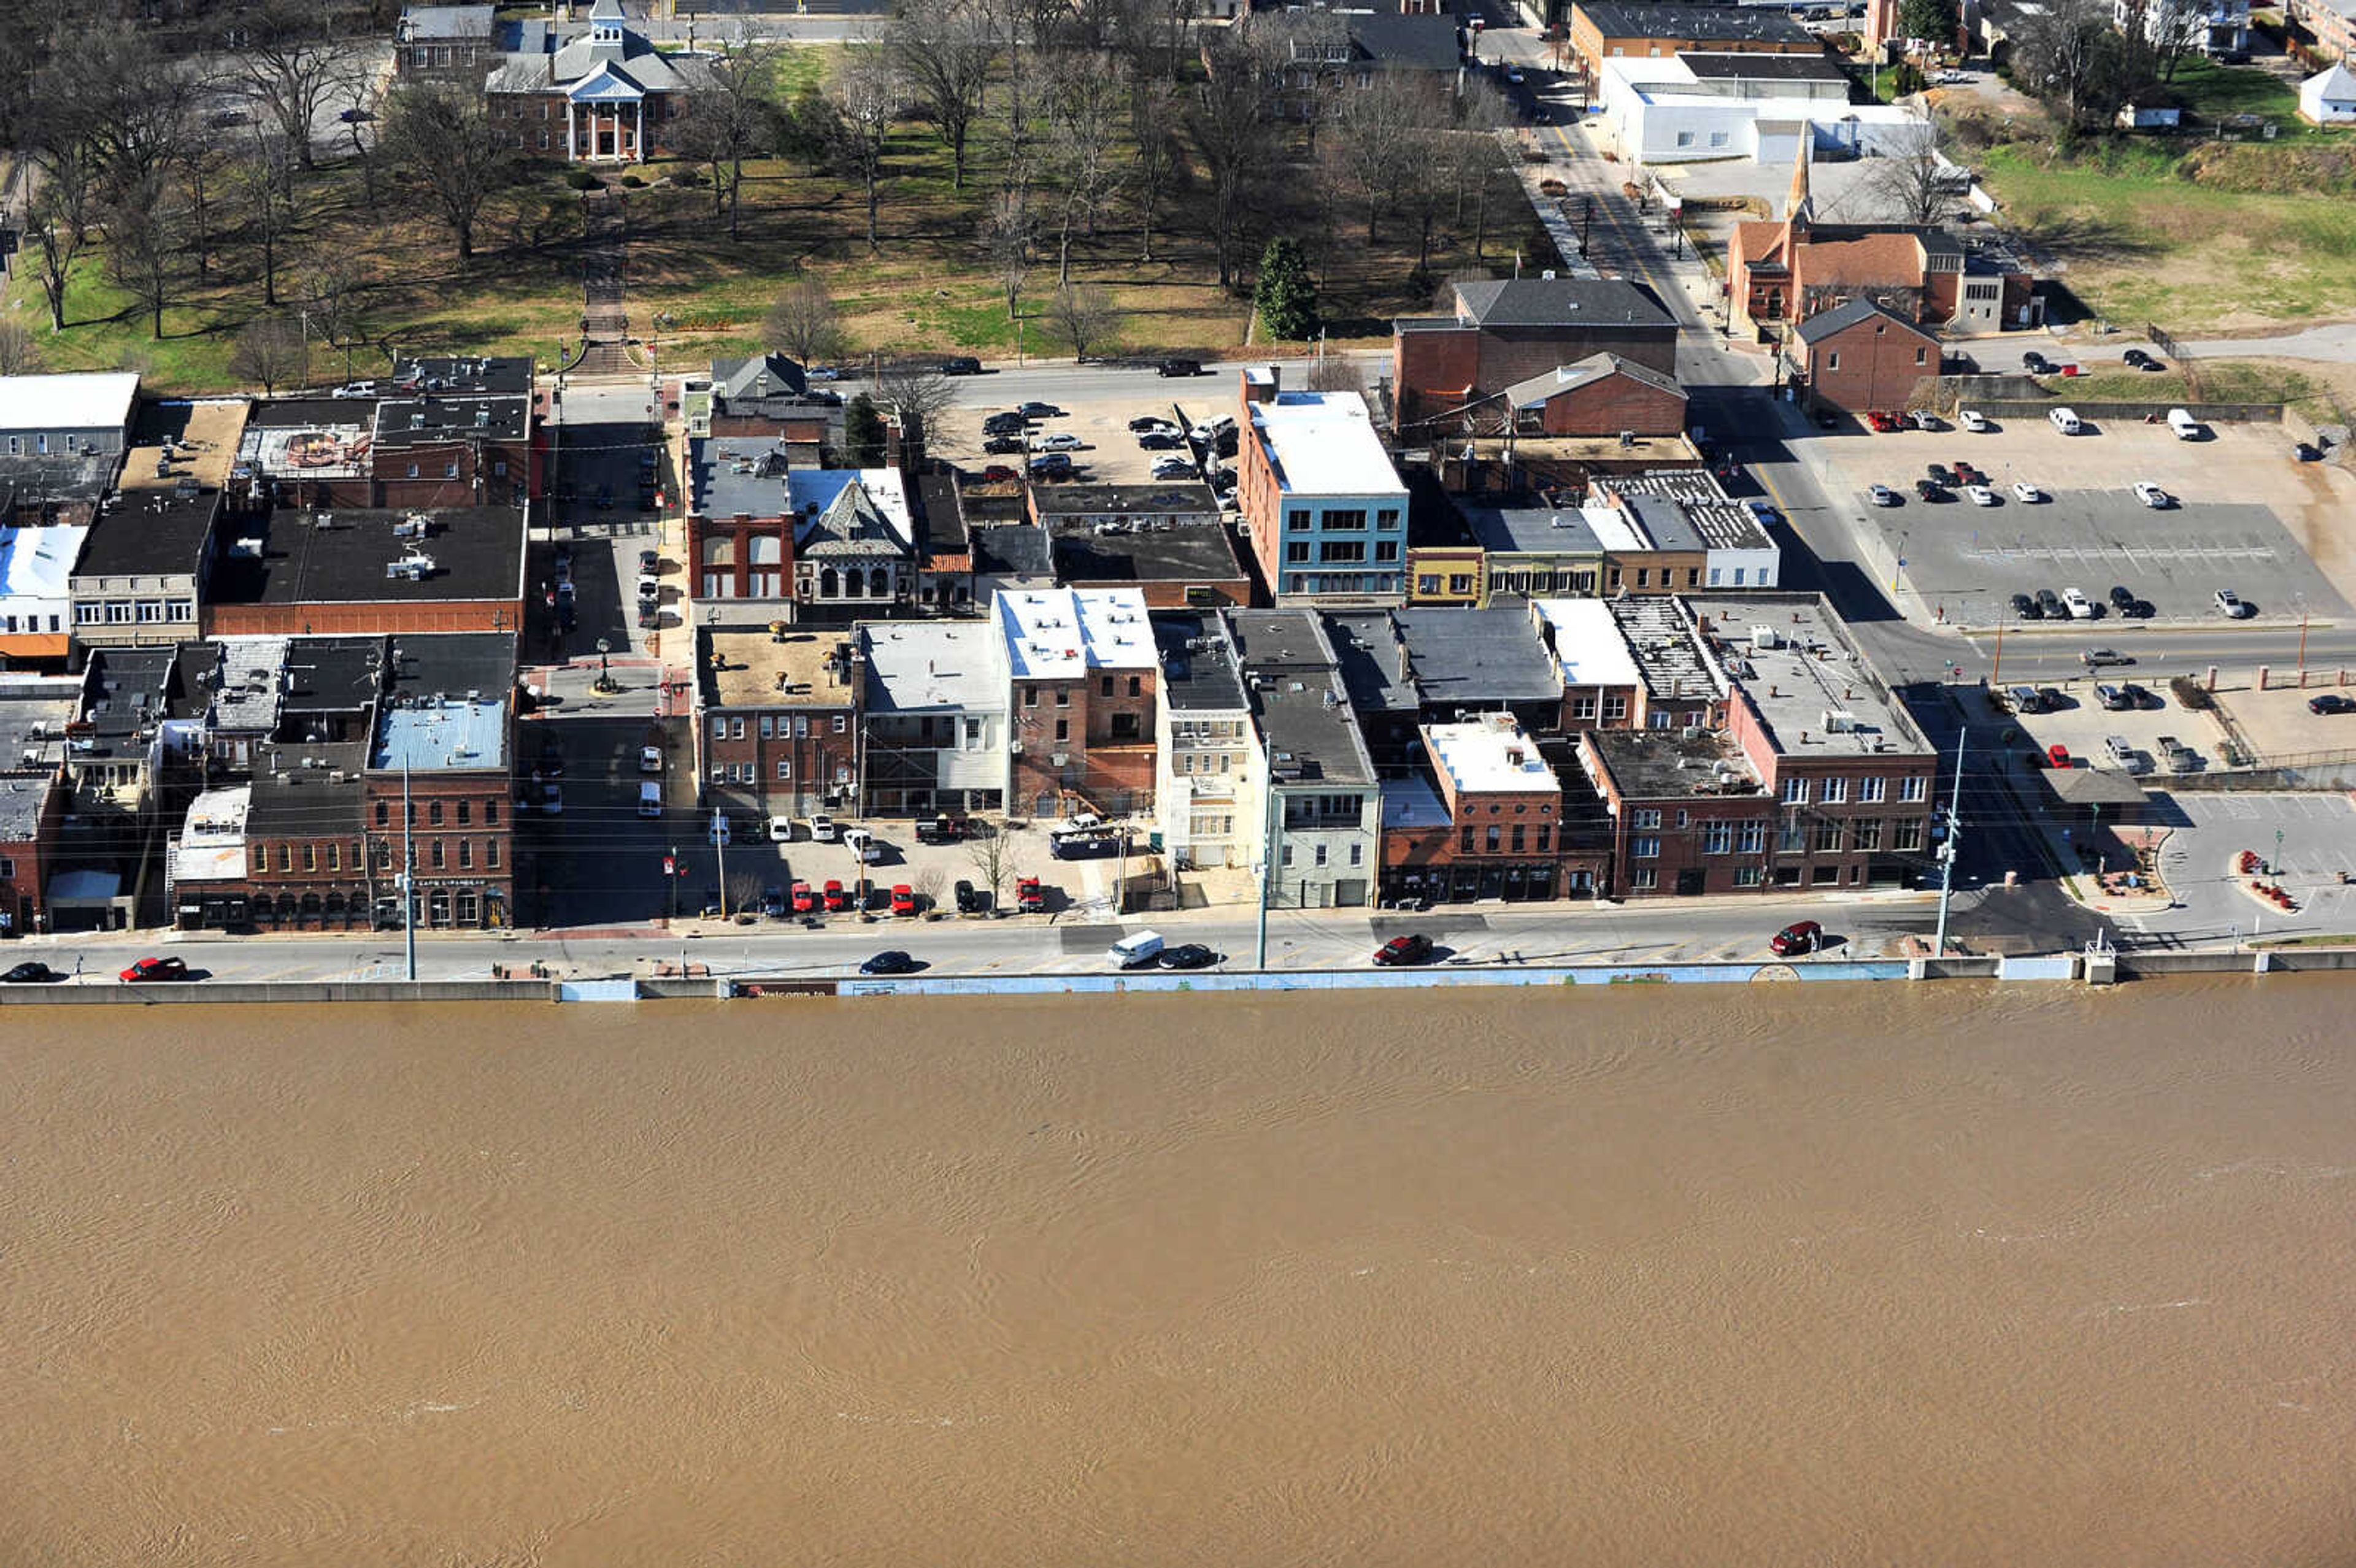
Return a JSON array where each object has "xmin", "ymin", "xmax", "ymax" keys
[{"xmin": 1785, "ymin": 143, "xmax": 1814, "ymax": 231}]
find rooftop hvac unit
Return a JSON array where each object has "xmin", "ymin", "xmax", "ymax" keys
[
  {"xmin": 1823, "ymin": 709, "xmax": 1857, "ymax": 734},
  {"xmin": 1750, "ymin": 625, "xmax": 1781, "ymax": 649}
]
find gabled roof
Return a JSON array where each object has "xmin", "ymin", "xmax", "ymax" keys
[
  {"xmin": 712, "ymin": 353, "xmax": 807, "ymax": 403},
  {"xmin": 1792, "ymin": 294, "xmax": 1935, "ymax": 345},
  {"xmin": 2303, "ymin": 62, "xmax": 2356, "ymax": 99},
  {"xmin": 567, "ymin": 61, "xmax": 647, "ymax": 101},
  {"xmin": 1347, "ymin": 13, "xmax": 1463, "ymax": 70},
  {"xmin": 1501, "ymin": 352, "xmax": 1686, "ymax": 407},
  {"xmin": 1454, "ymin": 278, "xmax": 1674, "ymax": 330},
  {"xmin": 796, "ymin": 477, "xmax": 909, "ymax": 558}
]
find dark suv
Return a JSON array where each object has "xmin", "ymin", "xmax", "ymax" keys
[{"xmin": 1157, "ymin": 358, "xmax": 1203, "ymax": 377}]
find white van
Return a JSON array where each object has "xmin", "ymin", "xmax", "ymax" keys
[
  {"xmin": 637, "ymin": 782, "xmax": 662, "ymax": 818},
  {"xmin": 1108, "ymin": 931, "xmax": 1165, "ymax": 969},
  {"xmin": 2049, "ymin": 407, "xmax": 2082, "ymax": 434},
  {"xmin": 2167, "ymin": 407, "xmax": 2202, "ymax": 440}
]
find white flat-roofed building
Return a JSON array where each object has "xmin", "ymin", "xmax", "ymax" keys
[
  {"xmin": 0, "ymin": 372, "xmax": 140, "ymax": 459},
  {"xmin": 0, "ymin": 525, "xmax": 87, "ymax": 664},
  {"xmin": 995, "ymin": 587, "xmax": 1161, "ymax": 818},
  {"xmin": 855, "ymin": 619, "xmax": 1009, "ymax": 816},
  {"xmin": 1236, "ymin": 366, "xmax": 1411, "ymax": 604}
]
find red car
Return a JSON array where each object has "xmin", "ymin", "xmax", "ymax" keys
[
  {"xmin": 822, "ymin": 879, "xmax": 850, "ymax": 912},
  {"xmin": 119, "ymin": 955, "xmax": 191, "ymax": 983},
  {"xmin": 1768, "ymin": 920, "xmax": 1823, "ymax": 956},
  {"xmin": 1373, "ymin": 933, "xmax": 1434, "ymax": 967},
  {"xmin": 2047, "ymin": 743, "xmax": 2073, "ymax": 769},
  {"xmin": 979, "ymin": 464, "xmax": 1018, "ymax": 482},
  {"xmin": 1015, "ymin": 876, "xmax": 1044, "ymax": 913},
  {"xmin": 1868, "ymin": 410, "xmax": 1902, "ymax": 432},
  {"xmin": 890, "ymin": 883, "xmax": 917, "ymax": 917},
  {"xmin": 790, "ymin": 880, "xmax": 816, "ymax": 913}
]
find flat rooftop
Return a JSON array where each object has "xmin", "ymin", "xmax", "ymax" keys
[
  {"xmin": 1381, "ymin": 774, "xmax": 1449, "ymax": 831},
  {"xmin": 1587, "ymin": 724, "xmax": 1762, "ymax": 801},
  {"xmin": 0, "ymin": 676, "xmax": 82, "ymax": 771},
  {"xmin": 857, "ymin": 620, "xmax": 1003, "ymax": 713},
  {"xmin": 1246, "ymin": 388, "xmax": 1407, "ymax": 500},
  {"xmin": 1153, "ymin": 610, "xmax": 1247, "ymax": 713},
  {"xmin": 387, "ymin": 355, "xmax": 534, "ymax": 397},
  {"xmin": 0, "ymin": 371, "xmax": 138, "ymax": 434},
  {"xmin": 373, "ymin": 394, "xmax": 529, "ymax": 449},
  {"xmin": 1227, "ymin": 609, "xmax": 1376, "ymax": 788},
  {"xmin": 78, "ymin": 645, "xmax": 178, "ymax": 759},
  {"xmin": 1463, "ymin": 502, "xmax": 1606, "ymax": 556},
  {"xmin": 1680, "ymin": 50, "xmax": 1849, "ymax": 82},
  {"xmin": 1049, "ymin": 515, "xmax": 1245, "ymax": 588},
  {"xmin": 206, "ymin": 504, "xmax": 523, "ymax": 606},
  {"xmin": 123, "ymin": 398, "xmax": 248, "ymax": 494},
  {"xmin": 250, "ymin": 741, "xmax": 368, "ymax": 835},
  {"xmin": 170, "ymin": 783, "xmax": 251, "ymax": 886},
  {"xmin": 0, "ymin": 525, "xmax": 87, "ymax": 599},
  {"xmin": 691, "ymin": 436, "xmax": 792, "ymax": 521},
  {"xmin": 1531, "ymin": 598, "xmax": 1644, "ymax": 688},
  {"xmin": 701, "ymin": 627, "xmax": 857, "ymax": 710},
  {"xmin": 1424, "ymin": 713, "xmax": 1559, "ymax": 796},
  {"xmin": 1574, "ymin": 1, "xmax": 1818, "ymax": 45},
  {"xmin": 1688, "ymin": 594, "xmax": 1931, "ymax": 757},
  {"xmin": 236, "ymin": 399, "xmax": 374, "ymax": 482},
  {"xmin": 75, "ymin": 486, "xmax": 223, "ymax": 578},
  {"xmin": 1033, "ymin": 483, "xmax": 1220, "ymax": 522},
  {"xmin": 1382, "ymin": 607, "xmax": 1562, "ymax": 708},
  {"xmin": 372, "ymin": 697, "xmax": 504, "ymax": 773},
  {"xmin": 1607, "ymin": 596, "xmax": 1724, "ymax": 703},
  {"xmin": 995, "ymin": 587, "xmax": 1155, "ymax": 680}
]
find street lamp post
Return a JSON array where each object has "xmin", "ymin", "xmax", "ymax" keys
[{"xmin": 595, "ymin": 636, "xmax": 614, "ymax": 693}]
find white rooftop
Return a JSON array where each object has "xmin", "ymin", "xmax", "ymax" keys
[
  {"xmin": 993, "ymin": 587, "xmax": 1156, "ymax": 680},
  {"xmin": 786, "ymin": 467, "xmax": 913, "ymax": 551},
  {"xmin": 1531, "ymin": 598, "xmax": 1644, "ymax": 688},
  {"xmin": 1582, "ymin": 504, "xmax": 1649, "ymax": 553},
  {"xmin": 170, "ymin": 785, "xmax": 252, "ymax": 885},
  {"xmin": 858, "ymin": 620, "xmax": 1006, "ymax": 713},
  {"xmin": 1247, "ymin": 386, "xmax": 1407, "ymax": 499},
  {"xmin": 0, "ymin": 526, "xmax": 88, "ymax": 599},
  {"xmin": 0, "ymin": 372, "xmax": 139, "ymax": 435},
  {"xmin": 1424, "ymin": 713, "xmax": 1558, "ymax": 796}
]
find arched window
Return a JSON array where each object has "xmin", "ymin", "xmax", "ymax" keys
[
  {"xmin": 820, "ymin": 567, "xmax": 839, "ymax": 597},
  {"xmin": 869, "ymin": 567, "xmax": 890, "ymax": 597}
]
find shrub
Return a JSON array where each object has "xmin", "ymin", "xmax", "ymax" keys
[
  {"xmin": 619, "ymin": 172, "xmax": 645, "ymax": 188},
  {"xmin": 563, "ymin": 169, "xmax": 599, "ymax": 191},
  {"xmin": 2169, "ymin": 675, "xmax": 2214, "ymax": 710}
]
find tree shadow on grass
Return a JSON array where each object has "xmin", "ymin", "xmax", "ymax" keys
[{"xmin": 2011, "ymin": 211, "xmax": 2162, "ymax": 266}]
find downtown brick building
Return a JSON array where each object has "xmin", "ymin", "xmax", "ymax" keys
[{"xmin": 995, "ymin": 587, "xmax": 1160, "ymax": 820}]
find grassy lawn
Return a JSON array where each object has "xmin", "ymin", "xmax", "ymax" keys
[
  {"xmin": 1979, "ymin": 130, "xmax": 2356, "ymax": 331},
  {"xmin": 8, "ymin": 56, "xmax": 1549, "ymax": 394}
]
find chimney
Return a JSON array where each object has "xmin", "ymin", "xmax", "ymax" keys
[{"xmin": 1242, "ymin": 365, "xmax": 1280, "ymax": 406}]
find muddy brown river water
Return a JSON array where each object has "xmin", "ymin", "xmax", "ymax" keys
[{"xmin": 6, "ymin": 979, "xmax": 2355, "ymax": 1565}]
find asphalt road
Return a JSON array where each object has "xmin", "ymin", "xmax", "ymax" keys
[{"xmin": 55, "ymin": 893, "xmax": 1941, "ymax": 984}]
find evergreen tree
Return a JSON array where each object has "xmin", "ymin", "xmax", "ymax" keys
[
  {"xmin": 845, "ymin": 393, "xmax": 887, "ymax": 467},
  {"xmin": 1253, "ymin": 237, "xmax": 1320, "ymax": 342},
  {"xmin": 1897, "ymin": 0, "xmax": 1958, "ymax": 50}
]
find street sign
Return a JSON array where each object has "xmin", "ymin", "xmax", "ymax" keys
[{"xmin": 663, "ymin": 855, "xmax": 676, "ymax": 876}]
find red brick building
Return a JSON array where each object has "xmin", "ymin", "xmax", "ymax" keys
[
  {"xmin": 995, "ymin": 587, "xmax": 1160, "ymax": 819},
  {"xmin": 0, "ymin": 774, "xmax": 64, "ymax": 936},
  {"xmin": 1787, "ymin": 297, "xmax": 1941, "ymax": 417},
  {"xmin": 1392, "ymin": 278, "xmax": 1679, "ymax": 440},
  {"xmin": 694, "ymin": 626, "xmax": 861, "ymax": 822},
  {"xmin": 1498, "ymin": 353, "xmax": 1688, "ymax": 437},
  {"xmin": 1380, "ymin": 713, "xmax": 1597, "ymax": 904}
]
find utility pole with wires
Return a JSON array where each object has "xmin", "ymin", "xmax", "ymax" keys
[
  {"xmin": 1931, "ymin": 729, "xmax": 1964, "ymax": 959},
  {"xmin": 402, "ymin": 761, "xmax": 417, "ymax": 982},
  {"xmin": 1254, "ymin": 730, "xmax": 1280, "ymax": 970},
  {"xmin": 714, "ymin": 808, "xmax": 730, "ymax": 920}
]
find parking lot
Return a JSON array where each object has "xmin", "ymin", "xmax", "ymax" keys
[
  {"xmin": 700, "ymin": 812, "xmax": 1150, "ymax": 923},
  {"xmin": 1995, "ymin": 675, "xmax": 2235, "ymax": 778},
  {"xmin": 932, "ymin": 386, "xmax": 1242, "ymax": 490},
  {"xmin": 1814, "ymin": 416, "xmax": 2356, "ymax": 627},
  {"xmin": 2152, "ymin": 793, "xmax": 2356, "ymax": 940}
]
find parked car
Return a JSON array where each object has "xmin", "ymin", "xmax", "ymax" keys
[
  {"xmin": 1744, "ymin": 498, "xmax": 1779, "ymax": 526},
  {"xmin": 890, "ymin": 884, "xmax": 918, "ymax": 917},
  {"xmin": 809, "ymin": 813, "xmax": 840, "ymax": 842},
  {"xmin": 706, "ymin": 812, "xmax": 728, "ymax": 844},
  {"xmin": 2022, "ymin": 350, "xmax": 2052, "ymax": 374},
  {"xmin": 1867, "ymin": 410, "xmax": 1902, "ymax": 432},
  {"xmin": 1151, "ymin": 457, "xmax": 1198, "ymax": 480},
  {"xmin": 791, "ymin": 880, "xmax": 817, "ymax": 913},
  {"xmin": 2095, "ymin": 682, "xmax": 2128, "ymax": 710},
  {"xmin": 637, "ymin": 744, "xmax": 663, "ymax": 775},
  {"xmin": 2011, "ymin": 480, "xmax": 2044, "ymax": 502},
  {"xmin": 1157, "ymin": 943, "xmax": 1219, "ymax": 970},
  {"xmin": 1965, "ymin": 484, "xmax": 1998, "ymax": 507},
  {"xmin": 2108, "ymin": 585, "xmax": 2138, "ymax": 613},
  {"xmin": 1373, "ymin": 933, "xmax": 1434, "ymax": 967},
  {"xmin": 1915, "ymin": 479, "xmax": 1949, "ymax": 502},
  {"xmin": 1868, "ymin": 483, "xmax": 1900, "ymax": 506},
  {"xmin": 1028, "ymin": 454, "xmax": 1074, "ymax": 478},
  {"xmin": 953, "ymin": 879, "xmax": 987, "ymax": 914},
  {"xmin": 1015, "ymin": 875, "xmax": 1045, "ymax": 913},
  {"xmin": 2214, "ymin": 588, "xmax": 2252, "ymax": 618},
  {"xmin": 2119, "ymin": 683, "xmax": 2156, "ymax": 709},
  {"xmin": 984, "ymin": 412, "xmax": 1027, "ymax": 432},
  {"xmin": 941, "ymin": 356, "xmax": 984, "ymax": 375},
  {"xmin": 2133, "ymin": 480, "xmax": 2173, "ymax": 509},
  {"xmin": 1908, "ymin": 409, "xmax": 1939, "ymax": 431},
  {"xmin": 1959, "ymin": 409, "xmax": 1989, "ymax": 432},
  {"xmin": 984, "ymin": 436, "xmax": 1025, "ymax": 455},
  {"xmin": 1137, "ymin": 431, "xmax": 1185, "ymax": 450},
  {"xmin": 761, "ymin": 886, "xmax": 788, "ymax": 918},
  {"xmin": 2309, "ymin": 693, "xmax": 2356, "ymax": 715},
  {"xmin": 1953, "ymin": 459, "xmax": 1984, "ymax": 485},
  {"xmin": 979, "ymin": 464, "xmax": 1019, "ymax": 483},
  {"xmin": 2081, "ymin": 647, "xmax": 2133, "ymax": 669},
  {"xmin": 822, "ymin": 879, "xmax": 850, "ymax": 912},
  {"xmin": 2061, "ymin": 587, "xmax": 2095, "ymax": 620},
  {"xmin": 1015, "ymin": 401, "xmax": 1063, "ymax": 419},
  {"xmin": 1768, "ymin": 920, "xmax": 1822, "ymax": 956},
  {"xmin": 860, "ymin": 950, "xmax": 920, "ymax": 975},
  {"xmin": 915, "ymin": 814, "xmax": 969, "ymax": 845},
  {"xmin": 2011, "ymin": 593, "xmax": 2040, "ymax": 620},
  {"xmin": 120, "ymin": 956, "xmax": 191, "ymax": 983},
  {"xmin": 2035, "ymin": 588, "xmax": 2064, "ymax": 618},
  {"xmin": 1927, "ymin": 463, "xmax": 1956, "ymax": 485},
  {"xmin": 844, "ymin": 826, "xmax": 881, "ymax": 863},
  {"xmin": 768, "ymin": 815, "xmax": 796, "ymax": 842},
  {"xmin": 1157, "ymin": 358, "xmax": 1204, "ymax": 377},
  {"xmin": 2, "ymin": 961, "xmax": 62, "ymax": 983},
  {"xmin": 1129, "ymin": 415, "xmax": 1180, "ymax": 434},
  {"xmin": 2047, "ymin": 743, "xmax": 2074, "ymax": 769}
]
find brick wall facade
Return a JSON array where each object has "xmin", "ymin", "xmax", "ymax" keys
[
  {"xmin": 1007, "ymin": 670, "xmax": 1159, "ymax": 818},
  {"xmin": 1796, "ymin": 312, "xmax": 1940, "ymax": 413},
  {"xmin": 701, "ymin": 704, "xmax": 859, "ymax": 820}
]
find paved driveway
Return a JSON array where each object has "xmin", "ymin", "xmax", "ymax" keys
[{"xmin": 2138, "ymin": 792, "xmax": 2356, "ymax": 943}]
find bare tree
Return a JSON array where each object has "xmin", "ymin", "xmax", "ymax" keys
[
  {"xmin": 1303, "ymin": 355, "xmax": 1366, "ymax": 397},
  {"xmin": 1045, "ymin": 64, "xmax": 1124, "ymax": 285},
  {"xmin": 60, "ymin": 27, "xmax": 193, "ymax": 202},
  {"xmin": 686, "ymin": 41, "xmax": 782, "ymax": 240},
  {"xmin": 982, "ymin": 190, "xmax": 1035, "ymax": 322},
  {"xmin": 1185, "ymin": 40, "xmax": 1279, "ymax": 288},
  {"xmin": 1446, "ymin": 80, "xmax": 1518, "ymax": 261},
  {"xmin": 228, "ymin": 313, "xmax": 309, "ymax": 393},
  {"xmin": 1327, "ymin": 72, "xmax": 1433, "ymax": 245},
  {"xmin": 912, "ymin": 867, "xmax": 945, "ymax": 914},
  {"xmin": 0, "ymin": 318, "xmax": 38, "ymax": 377},
  {"xmin": 102, "ymin": 174, "xmax": 187, "ymax": 340},
  {"xmin": 381, "ymin": 82, "xmax": 519, "ymax": 261},
  {"xmin": 2012, "ymin": 0, "xmax": 2120, "ymax": 134},
  {"xmin": 873, "ymin": 361, "xmax": 958, "ymax": 455},
  {"xmin": 23, "ymin": 143, "xmax": 99, "ymax": 332},
  {"xmin": 1862, "ymin": 121, "xmax": 1954, "ymax": 226},
  {"xmin": 1044, "ymin": 284, "xmax": 1121, "ymax": 361},
  {"xmin": 1128, "ymin": 78, "xmax": 1184, "ymax": 264},
  {"xmin": 231, "ymin": 0, "xmax": 364, "ymax": 171},
  {"xmin": 300, "ymin": 258, "xmax": 369, "ymax": 379},
  {"xmin": 830, "ymin": 50, "xmax": 901, "ymax": 256},
  {"xmin": 888, "ymin": 0, "xmax": 995, "ymax": 191},
  {"xmin": 764, "ymin": 275, "xmax": 849, "ymax": 368},
  {"xmin": 965, "ymin": 816, "xmax": 1017, "ymax": 912},
  {"xmin": 234, "ymin": 131, "xmax": 297, "ymax": 307}
]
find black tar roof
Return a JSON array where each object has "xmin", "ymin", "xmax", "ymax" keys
[
  {"xmin": 914, "ymin": 474, "xmax": 969, "ymax": 557},
  {"xmin": 1347, "ymin": 12, "xmax": 1464, "ymax": 69},
  {"xmin": 205, "ymin": 504, "xmax": 524, "ymax": 607},
  {"xmin": 1031, "ymin": 483, "xmax": 1222, "ymax": 521},
  {"xmin": 1050, "ymin": 518, "xmax": 1244, "ymax": 587},
  {"xmin": 373, "ymin": 395, "xmax": 529, "ymax": 449},
  {"xmin": 79, "ymin": 645, "xmax": 179, "ymax": 758},
  {"xmin": 245, "ymin": 397, "xmax": 366, "ymax": 429},
  {"xmin": 245, "ymin": 739, "xmax": 369, "ymax": 837},
  {"xmin": 74, "ymin": 486, "xmax": 223, "ymax": 577},
  {"xmin": 1573, "ymin": 1, "xmax": 1817, "ymax": 45},
  {"xmin": 283, "ymin": 637, "xmax": 390, "ymax": 717},
  {"xmin": 1153, "ymin": 610, "xmax": 1249, "ymax": 712},
  {"xmin": 387, "ymin": 356, "xmax": 534, "ymax": 396},
  {"xmin": 971, "ymin": 521, "xmax": 1052, "ymax": 578},
  {"xmin": 386, "ymin": 631, "xmax": 517, "ymax": 702},
  {"xmin": 1328, "ymin": 606, "xmax": 1561, "ymax": 714},
  {"xmin": 1680, "ymin": 50, "xmax": 1846, "ymax": 80}
]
